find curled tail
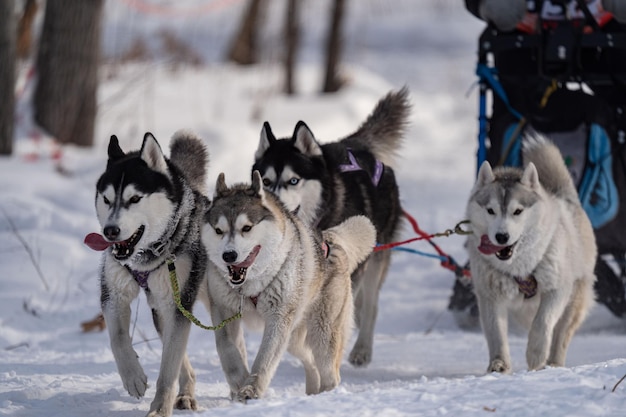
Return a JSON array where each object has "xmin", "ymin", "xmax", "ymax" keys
[
  {"xmin": 343, "ymin": 87, "xmax": 411, "ymax": 168},
  {"xmin": 522, "ymin": 132, "xmax": 578, "ymax": 202},
  {"xmin": 322, "ymin": 215, "xmax": 376, "ymax": 274},
  {"xmin": 170, "ymin": 129, "xmax": 209, "ymax": 194}
]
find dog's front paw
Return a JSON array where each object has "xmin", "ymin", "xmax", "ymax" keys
[
  {"xmin": 487, "ymin": 358, "xmax": 510, "ymax": 374},
  {"xmin": 348, "ymin": 345, "xmax": 372, "ymax": 367},
  {"xmin": 235, "ymin": 384, "xmax": 259, "ymax": 403},
  {"xmin": 235, "ymin": 375, "xmax": 260, "ymax": 403},
  {"xmin": 145, "ymin": 408, "xmax": 169, "ymax": 417},
  {"xmin": 120, "ymin": 366, "xmax": 148, "ymax": 398},
  {"xmin": 174, "ymin": 394, "xmax": 198, "ymax": 410}
]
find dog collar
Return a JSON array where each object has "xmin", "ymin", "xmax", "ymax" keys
[
  {"xmin": 338, "ymin": 149, "xmax": 384, "ymax": 186},
  {"xmin": 514, "ymin": 275, "xmax": 537, "ymax": 299}
]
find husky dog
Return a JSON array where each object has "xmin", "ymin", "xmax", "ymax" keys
[
  {"xmin": 466, "ymin": 134, "xmax": 597, "ymax": 373},
  {"xmin": 252, "ymin": 88, "xmax": 410, "ymax": 367},
  {"xmin": 202, "ymin": 171, "xmax": 375, "ymax": 402},
  {"xmin": 84, "ymin": 132, "xmax": 210, "ymax": 417}
]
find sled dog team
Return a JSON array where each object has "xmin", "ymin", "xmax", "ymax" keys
[{"xmin": 87, "ymin": 88, "xmax": 597, "ymax": 416}]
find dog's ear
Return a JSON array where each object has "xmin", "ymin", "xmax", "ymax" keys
[
  {"xmin": 521, "ymin": 162, "xmax": 540, "ymax": 190},
  {"xmin": 255, "ymin": 122, "xmax": 276, "ymax": 161},
  {"xmin": 292, "ymin": 121, "xmax": 323, "ymax": 157},
  {"xmin": 476, "ymin": 161, "xmax": 495, "ymax": 186},
  {"xmin": 107, "ymin": 135, "xmax": 125, "ymax": 161},
  {"xmin": 140, "ymin": 132, "xmax": 169, "ymax": 175},
  {"xmin": 251, "ymin": 170, "xmax": 264, "ymax": 197},
  {"xmin": 215, "ymin": 172, "xmax": 228, "ymax": 197}
]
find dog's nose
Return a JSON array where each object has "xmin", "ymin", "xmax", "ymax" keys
[
  {"xmin": 104, "ymin": 225, "xmax": 120, "ymax": 241},
  {"xmin": 223, "ymin": 250, "xmax": 238, "ymax": 264},
  {"xmin": 495, "ymin": 233, "xmax": 509, "ymax": 245}
]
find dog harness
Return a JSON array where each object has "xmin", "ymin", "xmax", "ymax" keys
[
  {"xmin": 129, "ymin": 269, "xmax": 150, "ymax": 289},
  {"xmin": 125, "ymin": 260, "xmax": 166, "ymax": 290},
  {"xmin": 514, "ymin": 275, "xmax": 538, "ymax": 299},
  {"xmin": 338, "ymin": 149, "xmax": 384, "ymax": 186}
]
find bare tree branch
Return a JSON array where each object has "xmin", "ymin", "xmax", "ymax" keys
[{"xmin": 1, "ymin": 206, "xmax": 50, "ymax": 291}]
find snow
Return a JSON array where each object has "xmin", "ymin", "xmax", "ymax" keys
[{"xmin": 2, "ymin": 1, "xmax": 626, "ymax": 416}]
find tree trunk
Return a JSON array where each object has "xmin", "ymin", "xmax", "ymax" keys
[
  {"xmin": 34, "ymin": 0, "xmax": 104, "ymax": 147},
  {"xmin": 226, "ymin": 0, "xmax": 266, "ymax": 65},
  {"xmin": 284, "ymin": 0, "xmax": 300, "ymax": 95},
  {"xmin": 17, "ymin": 0, "xmax": 38, "ymax": 60},
  {"xmin": 322, "ymin": 0, "xmax": 346, "ymax": 93},
  {"xmin": 0, "ymin": 0, "xmax": 16, "ymax": 155}
]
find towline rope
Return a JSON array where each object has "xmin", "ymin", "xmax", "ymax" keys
[
  {"xmin": 375, "ymin": 210, "xmax": 473, "ymax": 278},
  {"xmin": 168, "ymin": 260, "xmax": 242, "ymax": 330},
  {"xmin": 169, "ymin": 210, "xmax": 474, "ymax": 328}
]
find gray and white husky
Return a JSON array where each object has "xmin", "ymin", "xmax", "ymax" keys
[
  {"xmin": 252, "ymin": 88, "xmax": 410, "ymax": 367},
  {"xmin": 466, "ymin": 134, "xmax": 597, "ymax": 373},
  {"xmin": 85, "ymin": 131, "xmax": 210, "ymax": 417},
  {"xmin": 202, "ymin": 171, "xmax": 375, "ymax": 402}
]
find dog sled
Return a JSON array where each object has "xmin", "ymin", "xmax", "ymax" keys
[{"xmin": 449, "ymin": 0, "xmax": 626, "ymax": 325}]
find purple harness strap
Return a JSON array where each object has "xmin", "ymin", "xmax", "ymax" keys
[
  {"xmin": 514, "ymin": 275, "xmax": 538, "ymax": 299},
  {"xmin": 130, "ymin": 269, "xmax": 151, "ymax": 289},
  {"xmin": 126, "ymin": 260, "xmax": 167, "ymax": 290},
  {"xmin": 338, "ymin": 150, "xmax": 384, "ymax": 187}
]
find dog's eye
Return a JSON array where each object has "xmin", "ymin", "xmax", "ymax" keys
[
  {"xmin": 487, "ymin": 208, "xmax": 495, "ymax": 215},
  {"xmin": 262, "ymin": 178, "xmax": 272, "ymax": 187},
  {"xmin": 214, "ymin": 228, "xmax": 223, "ymax": 235},
  {"xmin": 242, "ymin": 225, "xmax": 252, "ymax": 233},
  {"xmin": 102, "ymin": 195, "xmax": 111, "ymax": 206},
  {"xmin": 128, "ymin": 195, "xmax": 142, "ymax": 204},
  {"xmin": 288, "ymin": 178, "xmax": 300, "ymax": 186},
  {"xmin": 513, "ymin": 208, "xmax": 523, "ymax": 216}
]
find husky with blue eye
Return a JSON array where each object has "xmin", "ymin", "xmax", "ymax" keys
[
  {"xmin": 85, "ymin": 131, "xmax": 210, "ymax": 417},
  {"xmin": 252, "ymin": 88, "xmax": 411, "ymax": 367}
]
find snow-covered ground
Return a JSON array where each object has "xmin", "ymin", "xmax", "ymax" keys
[{"xmin": 2, "ymin": 1, "xmax": 626, "ymax": 416}]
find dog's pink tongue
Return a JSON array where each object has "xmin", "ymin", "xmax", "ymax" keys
[
  {"xmin": 84, "ymin": 233, "xmax": 115, "ymax": 251},
  {"xmin": 478, "ymin": 234, "xmax": 507, "ymax": 255},
  {"xmin": 233, "ymin": 245, "xmax": 261, "ymax": 268}
]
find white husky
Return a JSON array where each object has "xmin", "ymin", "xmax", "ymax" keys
[{"xmin": 466, "ymin": 134, "xmax": 597, "ymax": 373}]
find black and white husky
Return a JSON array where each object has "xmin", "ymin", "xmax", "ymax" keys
[
  {"xmin": 85, "ymin": 131, "xmax": 209, "ymax": 417},
  {"xmin": 252, "ymin": 88, "xmax": 411, "ymax": 367}
]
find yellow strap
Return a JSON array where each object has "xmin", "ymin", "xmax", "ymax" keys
[
  {"xmin": 168, "ymin": 260, "xmax": 241, "ymax": 331},
  {"xmin": 540, "ymin": 79, "xmax": 558, "ymax": 109}
]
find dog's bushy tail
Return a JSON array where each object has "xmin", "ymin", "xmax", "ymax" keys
[
  {"xmin": 170, "ymin": 130, "xmax": 209, "ymax": 194},
  {"xmin": 343, "ymin": 87, "xmax": 411, "ymax": 168},
  {"xmin": 522, "ymin": 132, "xmax": 578, "ymax": 202},
  {"xmin": 323, "ymin": 215, "xmax": 376, "ymax": 274}
]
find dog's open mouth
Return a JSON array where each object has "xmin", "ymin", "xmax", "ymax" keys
[
  {"xmin": 227, "ymin": 245, "xmax": 261, "ymax": 286},
  {"xmin": 83, "ymin": 226, "xmax": 145, "ymax": 261},
  {"xmin": 112, "ymin": 226, "xmax": 145, "ymax": 260},
  {"xmin": 478, "ymin": 234, "xmax": 516, "ymax": 261}
]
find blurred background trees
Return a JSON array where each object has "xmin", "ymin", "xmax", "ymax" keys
[
  {"xmin": 34, "ymin": 0, "xmax": 104, "ymax": 147},
  {"xmin": 0, "ymin": 0, "xmax": 348, "ymax": 155},
  {"xmin": 227, "ymin": 0, "xmax": 266, "ymax": 65},
  {"xmin": 0, "ymin": 0, "xmax": 17, "ymax": 155},
  {"xmin": 226, "ymin": 0, "xmax": 347, "ymax": 95},
  {"xmin": 322, "ymin": 0, "xmax": 346, "ymax": 93}
]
